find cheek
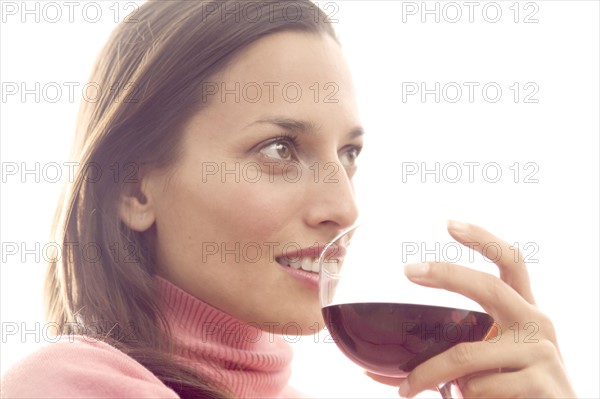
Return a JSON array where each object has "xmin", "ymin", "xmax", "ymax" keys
[
  {"xmin": 213, "ymin": 179, "xmax": 303, "ymax": 238},
  {"xmin": 156, "ymin": 168, "xmax": 305, "ymax": 246}
]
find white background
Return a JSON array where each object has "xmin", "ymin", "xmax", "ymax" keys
[{"xmin": 1, "ymin": 1, "xmax": 598, "ymax": 398}]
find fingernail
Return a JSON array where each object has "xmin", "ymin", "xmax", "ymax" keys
[
  {"xmin": 398, "ymin": 379, "xmax": 410, "ymax": 398},
  {"xmin": 447, "ymin": 219, "xmax": 469, "ymax": 232},
  {"xmin": 404, "ymin": 262, "xmax": 429, "ymax": 277}
]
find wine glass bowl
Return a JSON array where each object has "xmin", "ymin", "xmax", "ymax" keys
[{"xmin": 318, "ymin": 224, "xmax": 494, "ymax": 386}]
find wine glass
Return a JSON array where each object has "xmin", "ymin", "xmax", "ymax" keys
[{"xmin": 319, "ymin": 223, "xmax": 495, "ymax": 399}]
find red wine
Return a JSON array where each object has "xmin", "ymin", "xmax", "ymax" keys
[{"xmin": 322, "ymin": 302, "xmax": 494, "ymax": 377}]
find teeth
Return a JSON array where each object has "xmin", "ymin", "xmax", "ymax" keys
[
  {"xmin": 301, "ymin": 257, "xmax": 312, "ymax": 271},
  {"xmin": 289, "ymin": 258, "xmax": 302, "ymax": 269},
  {"xmin": 279, "ymin": 256, "xmax": 320, "ymax": 273},
  {"xmin": 312, "ymin": 259, "xmax": 320, "ymax": 273}
]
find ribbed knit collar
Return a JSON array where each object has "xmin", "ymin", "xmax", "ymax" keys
[{"xmin": 156, "ymin": 277, "xmax": 294, "ymax": 398}]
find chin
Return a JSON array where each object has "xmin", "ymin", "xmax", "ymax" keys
[{"xmin": 276, "ymin": 309, "xmax": 326, "ymax": 336}]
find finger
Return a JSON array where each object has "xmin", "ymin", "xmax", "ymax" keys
[
  {"xmin": 364, "ymin": 371, "xmax": 404, "ymax": 387},
  {"xmin": 460, "ymin": 370, "xmax": 529, "ymax": 399},
  {"xmin": 447, "ymin": 220, "xmax": 535, "ymax": 304},
  {"xmin": 461, "ymin": 367, "xmax": 576, "ymax": 399},
  {"xmin": 403, "ymin": 261, "xmax": 535, "ymax": 325},
  {"xmin": 458, "ymin": 364, "xmax": 572, "ymax": 399},
  {"xmin": 399, "ymin": 341, "xmax": 532, "ymax": 398}
]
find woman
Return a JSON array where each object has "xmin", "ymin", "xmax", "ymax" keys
[{"xmin": 1, "ymin": 0, "xmax": 576, "ymax": 398}]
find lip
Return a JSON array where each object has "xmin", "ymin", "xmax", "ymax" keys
[
  {"xmin": 275, "ymin": 244, "xmax": 347, "ymax": 289},
  {"xmin": 278, "ymin": 264, "xmax": 320, "ymax": 288}
]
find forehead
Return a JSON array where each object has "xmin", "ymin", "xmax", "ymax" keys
[
  {"xmin": 202, "ymin": 31, "xmax": 358, "ymax": 117},
  {"xmin": 221, "ymin": 31, "xmax": 349, "ymax": 83}
]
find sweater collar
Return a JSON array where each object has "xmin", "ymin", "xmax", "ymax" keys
[{"xmin": 156, "ymin": 276, "xmax": 294, "ymax": 398}]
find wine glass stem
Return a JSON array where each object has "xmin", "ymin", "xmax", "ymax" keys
[{"xmin": 437, "ymin": 380, "xmax": 462, "ymax": 399}]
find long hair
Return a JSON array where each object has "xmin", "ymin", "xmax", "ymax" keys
[{"xmin": 45, "ymin": 1, "xmax": 337, "ymax": 397}]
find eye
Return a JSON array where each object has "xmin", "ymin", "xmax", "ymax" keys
[
  {"xmin": 259, "ymin": 136, "xmax": 299, "ymax": 162},
  {"xmin": 340, "ymin": 145, "xmax": 362, "ymax": 169}
]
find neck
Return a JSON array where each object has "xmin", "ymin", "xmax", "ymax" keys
[{"xmin": 156, "ymin": 276, "xmax": 293, "ymax": 398}]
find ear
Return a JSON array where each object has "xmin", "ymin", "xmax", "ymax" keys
[{"xmin": 118, "ymin": 177, "xmax": 156, "ymax": 232}]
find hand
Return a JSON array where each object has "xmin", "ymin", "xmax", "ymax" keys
[{"xmin": 366, "ymin": 220, "xmax": 577, "ymax": 398}]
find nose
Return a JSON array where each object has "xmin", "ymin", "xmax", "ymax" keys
[{"xmin": 304, "ymin": 161, "xmax": 359, "ymax": 234}]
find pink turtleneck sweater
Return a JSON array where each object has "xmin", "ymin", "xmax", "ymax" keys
[{"xmin": 1, "ymin": 278, "xmax": 300, "ymax": 398}]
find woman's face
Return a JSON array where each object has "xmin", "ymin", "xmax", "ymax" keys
[{"xmin": 141, "ymin": 31, "xmax": 362, "ymax": 333}]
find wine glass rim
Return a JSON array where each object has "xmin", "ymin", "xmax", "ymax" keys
[
  {"xmin": 317, "ymin": 223, "xmax": 361, "ymax": 276},
  {"xmin": 331, "ymin": 222, "xmax": 362, "ymax": 244}
]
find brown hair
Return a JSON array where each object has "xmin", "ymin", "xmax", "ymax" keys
[{"xmin": 45, "ymin": 1, "xmax": 337, "ymax": 397}]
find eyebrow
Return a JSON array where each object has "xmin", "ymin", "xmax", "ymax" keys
[{"xmin": 246, "ymin": 117, "xmax": 364, "ymax": 140}]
